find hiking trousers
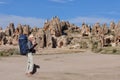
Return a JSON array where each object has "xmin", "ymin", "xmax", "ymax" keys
[{"xmin": 26, "ymin": 52, "xmax": 33, "ymax": 73}]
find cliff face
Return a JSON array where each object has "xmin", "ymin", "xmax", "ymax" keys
[{"xmin": 0, "ymin": 17, "xmax": 120, "ymax": 50}]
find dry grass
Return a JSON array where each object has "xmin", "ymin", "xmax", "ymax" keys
[
  {"xmin": 0, "ymin": 48, "xmax": 20, "ymax": 57},
  {"xmin": 36, "ymin": 48, "xmax": 86, "ymax": 55},
  {"xmin": 101, "ymin": 47, "xmax": 120, "ymax": 54}
]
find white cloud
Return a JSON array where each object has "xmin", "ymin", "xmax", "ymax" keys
[
  {"xmin": 0, "ymin": 15, "xmax": 117, "ymax": 29},
  {"xmin": 0, "ymin": 1, "xmax": 6, "ymax": 5},
  {"xmin": 106, "ymin": 11, "xmax": 120, "ymax": 15},
  {"xmin": 98, "ymin": 11, "xmax": 120, "ymax": 16},
  {"xmin": 49, "ymin": 0, "xmax": 74, "ymax": 3},
  {"xmin": 0, "ymin": 14, "xmax": 45, "ymax": 28},
  {"xmin": 69, "ymin": 16, "xmax": 115, "ymax": 26}
]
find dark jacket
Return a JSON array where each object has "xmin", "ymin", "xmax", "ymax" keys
[{"xmin": 27, "ymin": 40, "xmax": 36, "ymax": 53}]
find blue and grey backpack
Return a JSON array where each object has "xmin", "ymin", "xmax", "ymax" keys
[{"xmin": 19, "ymin": 34, "xmax": 28, "ymax": 55}]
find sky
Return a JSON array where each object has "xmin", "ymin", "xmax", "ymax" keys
[{"xmin": 0, "ymin": 0, "xmax": 120, "ymax": 28}]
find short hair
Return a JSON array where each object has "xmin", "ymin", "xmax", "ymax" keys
[{"xmin": 28, "ymin": 34, "xmax": 34, "ymax": 39}]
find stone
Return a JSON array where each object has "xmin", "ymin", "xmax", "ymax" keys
[
  {"xmin": 5, "ymin": 26, "xmax": 11, "ymax": 36},
  {"xmin": 9, "ymin": 23, "xmax": 15, "ymax": 36},
  {"xmin": 57, "ymin": 35, "xmax": 68, "ymax": 48},
  {"xmin": 17, "ymin": 24, "xmax": 23, "ymax": 34},
  {"xmin": 110, "ymin": 21, "xmax": 116, "ymax": 30},
  {"xmin": 45, "ymin": 30, "xmax": 54, "ymax": 48},
  {"xmin": 35, "ymin": 29, "xmax": 45, "ymax": 48},
  {"xmin": 43, "ymin": 16, "xmax": 62, "ymax": 37},
  {"xmin": 92, "ymin": 22, "xmax": 101, "ymax": 35},
  {"xmin": 23, "ymin": 25, "xmax": 30, "ymax": 35},
  {"xmin": 102, "ymin": 23, "xmax": 108, "ymax": 35},
  {"xmin": 81, "ymin": 23, "xmax": 91, "ymax": 36}
]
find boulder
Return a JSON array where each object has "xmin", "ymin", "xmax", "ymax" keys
[
  {"xmin": 110, "ymin": 21, "xmax": 116, "ymax": 31},
  {"xmin": 9, "ymin": 23, "xmax": 15, "ymax": 36},
  {"xmin": 43, "ymin": 16, "xmax": 62, "ymax": 37},
  {"xmin": 45, "ymin": 30, "xmax": 54, "ymax": 48},
  {"xmin": 57, "ymin": 35, "xmax": 68, "ymax": 48},
  {"xmin": 17, "ymin": 24, "xmax": 23, "ymax": 34},
  {"xmin": 81, "ymin": 23, "xmax": 91, "ymax": 36},
  {"xmin": 92, "ymin": 23, "xmax": 102, "ymax": 35},
  {"xmin": 23, "ymin": 25, "xmax": 30, "ymax": 35},
  {"xmin": 102, "ymin": 23, "xmax": 108, "ymax": 35},
  {"xmin": 5, "ymin": 26, "xmax": 11, "ymax": 36},
  {"xmin": 35, "ymin": 29, "xmax": 45, "ymax": 48}
]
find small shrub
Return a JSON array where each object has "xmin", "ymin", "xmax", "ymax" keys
[
  {"xmin": 91, "ymin": 41, "xmax": 103, "ymax": 53},
  {"xmin": 112, "ymin": 49, "xmax": 117, "ymax": 53},
  {"xmin": 79, "ymin": 41, "xmax": 88, "ymax": 49},
  {"xmin": 0, "ymin": 48, "xmax": 20, "ymax": 57},
  {"xmin": 82, "ymin": 42, "xmax": 88, "ymax": 49},
  {"xmin": 93, "ymin": 48, "xmax": 102, "ymax": 53},
  {"xmin": 100, "ymin": 47, "xmax": 120, "ymax": 54},
  {"xmin": 91, "ymin": 42, "xmax": 98, "ymax": 51},
  {"xmin": 0, "ymin": 51, "xmax": 9, "ymax": 57}
]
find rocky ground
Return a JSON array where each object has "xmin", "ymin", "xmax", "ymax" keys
[{"xmin": 0, "ymin": 49, "xmax": 120, "ymax": 80}]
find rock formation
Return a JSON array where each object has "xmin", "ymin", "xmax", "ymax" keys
[{"xmin": 0, "ymin": 17, "xmax": 120, "ymax": 51}]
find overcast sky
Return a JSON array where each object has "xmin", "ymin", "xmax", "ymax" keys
[{"xmin": 0, "ymin": 0, "xmax": 120, "ymax": 28}]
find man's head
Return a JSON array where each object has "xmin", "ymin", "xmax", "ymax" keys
[{"xmin": 28, "ymin": 34, "xmax": 34, "ymax": 41}]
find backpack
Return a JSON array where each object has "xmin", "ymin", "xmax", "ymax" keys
[{"xmin": 19, "ymin": 34, "xmax": 28, "ymax": 55}]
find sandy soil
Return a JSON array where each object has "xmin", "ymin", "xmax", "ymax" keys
[{"xmin": 0, "ymin": 50, "xmax": 120, "ymax": 80}]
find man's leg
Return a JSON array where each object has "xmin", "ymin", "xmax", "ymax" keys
[
  {"xmin": 28, "ymin": 53, "xmax": 33, "ymax": 73},
  {"xmin": 26, "ymin": 53, "xmax": 30, "ymax": 74}
]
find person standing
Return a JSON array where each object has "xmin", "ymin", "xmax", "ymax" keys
[{"xmin": 26, "ymin": 34, "xmax": 37, "ymax": 76}]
